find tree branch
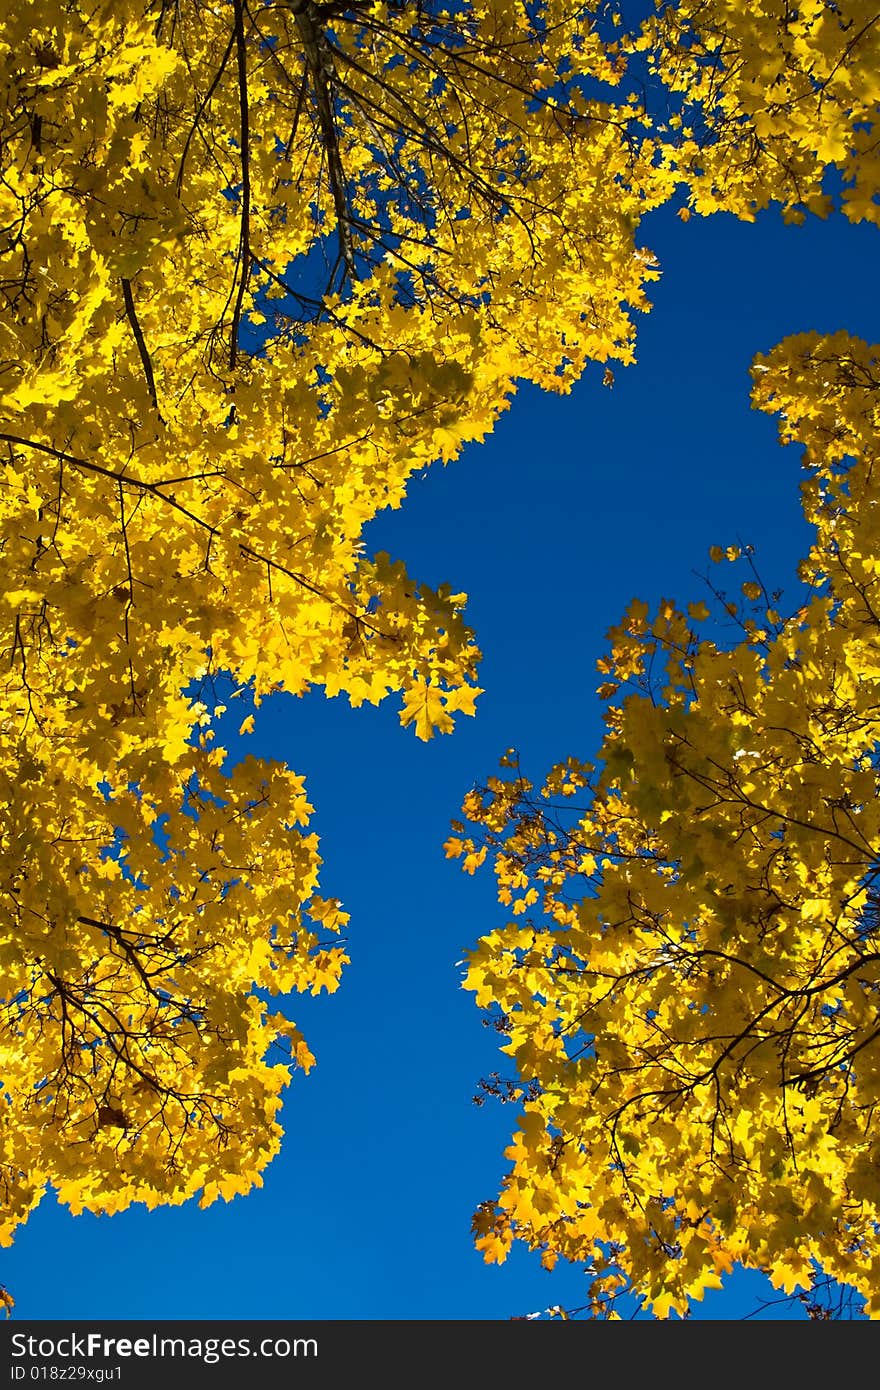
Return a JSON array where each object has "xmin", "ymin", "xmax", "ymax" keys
[
  {"xmin": 230, "ymin": 0, "xmax": 253, "ymax": 368},
  {"xmin": 121, "ymin": 278, "xmax": 161, "ymax": 415}
]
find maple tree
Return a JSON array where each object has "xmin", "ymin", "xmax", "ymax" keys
[
  {"xmin": 1, "ymin": 0, "xmax": 878, "ymax": 1316},
  {"xmin": 450, "ymin": 332, "xmax": 880, "ymax": 1318},
  {"xmin": 444, "ymin": 0, "xmax": 880, "ymax": 1322},
  {"xmin": 0, "ymin": 0, "xmax": 676, "ymax": 1258}
]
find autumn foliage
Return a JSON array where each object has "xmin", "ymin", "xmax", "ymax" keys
[
  {"xmin": 451, "ymin": 333, "xmax": 880, "ymax": 1317},
  {"xmin": 447, "ymin": 2, "xmax": 880, "ymax": 1322},
  {"xmin": 1, "ymin": 0, "xmax": 879, "ymax": 1318},
  {"xmin": 0, "ymin": 0, "xmax": 673, "ymax": 1247}
]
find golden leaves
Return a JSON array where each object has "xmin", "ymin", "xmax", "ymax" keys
[
  {"xmin": 0, "ymin": 0, "xmax": 540, "ymax": 1242},
  {"xmin": 454, "ymin": 332, "xmax": 880, "ymax": 1319},
  {"xmin": 2, "ymin": 0, "xmax": 878, "ymax": 1305},
  {"xmin": 399, "ymin": 678, "xmax": 485, "ymax": 741},
  {"xmin": 640, "ymin": 0, "xmax": 880, "ymax": 224}
]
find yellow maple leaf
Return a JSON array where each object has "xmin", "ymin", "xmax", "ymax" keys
[{"xmin": 400, "ymin": 682, "xmax": 455, "ymax": 741}]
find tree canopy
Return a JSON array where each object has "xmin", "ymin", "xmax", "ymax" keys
[
  {"xmin": 0, "ymin": 0, "xmax": 669, "ymax": 1249},
  {"xmin": 450, "ymin": 330, "xmax": 880, "ymax": 1317},
  {"xmin": 1, "ymin": 0, "xmax": 879, "ymax": 1316},
  {"xmin": 444, "ymin": 0, "xmax": 880, "ymax": 1322}
]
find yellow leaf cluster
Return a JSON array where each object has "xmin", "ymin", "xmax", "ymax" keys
[
  {"xmin": 453, "ymin": 335, "xmax": 880, "ymax": 1317},
  {"xmin": 637, "ymin": 0, "xmax": 880, "ymax": 224},
  {"xmin": 0, "ymin": 0, "xmax": 680, "ymax": 1240}
]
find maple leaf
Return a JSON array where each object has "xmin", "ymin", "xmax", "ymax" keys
[{"xmin": 400, "ymin": 682, "xmax": 455, "ymax": 742}]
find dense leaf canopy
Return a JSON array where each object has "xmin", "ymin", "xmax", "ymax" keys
[{"xmin": 0, "ymin": 0, "xmax": 878, "ymax": 1317}]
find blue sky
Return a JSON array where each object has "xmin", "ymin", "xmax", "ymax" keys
[{"xmin": 7, "ymin": 204, "xmax": 880, "ymax": 1321}]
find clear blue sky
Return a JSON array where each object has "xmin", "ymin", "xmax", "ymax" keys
[{"xmin": 6, "ymin": 204, "xmax": 879, "ymax": 1321}]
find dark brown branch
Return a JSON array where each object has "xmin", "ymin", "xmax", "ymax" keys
[
  {"xmin": 293, "ymin": 1, "xmax": 357, "ymax": 279},
  {"xmin": 230, "ymin": 0, "xmax": 253, "ymax": 368},
  {"xmin": 175, "ymin": 29, "xmax": 237, "ymax": 197},
  {"xmin": 121, "ymin": 277, "xmax": 160, "ymax": 416}
]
